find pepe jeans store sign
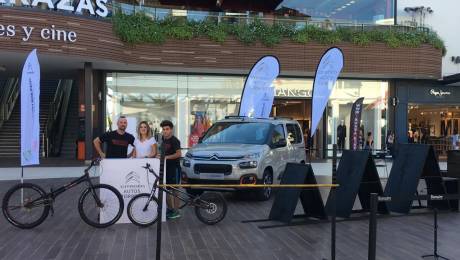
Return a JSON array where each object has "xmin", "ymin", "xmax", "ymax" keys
[
  {"xmin": 407, "ymin": 85, "xmax": 459, "ymax": 103},
  {"xmin": 100, "ymin": 159, "xmax": 160, "ymax": 224},
  {"xmin": 0, "ymin": 23, "xmax": 77, "ymax": 42},
  {"xmin": 430, "ymin": 89, "xmax": 452, "ymax": 98}
]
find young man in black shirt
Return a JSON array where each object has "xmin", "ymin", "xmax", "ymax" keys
[
  {"xmin": 160, "ymin": 120, "xmax": 182, "ymax": 219},
  {"xmin": 93, "ymin": 116, "xmax": 135, "ymax": 158}
]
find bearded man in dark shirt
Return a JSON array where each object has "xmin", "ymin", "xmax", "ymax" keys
[{"xmin": 93, "ymin": 116, "xmax": 135, "ymax": 158}]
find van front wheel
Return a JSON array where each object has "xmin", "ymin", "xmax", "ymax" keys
[{"xmin": 255, "ymin": 170, "xmax": 273, "ymax": 201}]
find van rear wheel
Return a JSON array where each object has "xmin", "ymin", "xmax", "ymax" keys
[{"xmin": 255, "ymin": 170, "xmax": 273, "ymax": 201}]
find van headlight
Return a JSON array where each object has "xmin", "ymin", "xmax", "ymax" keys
[
  {"xmin": 244, "ymin": 152, "xmax": 261, "ymax": 159},
  {"xmin": 239, "ymin": 161, "xmax": 258, "ymax": 169},
  {"xmin": 183, "ymin": 159, "xmax": 191, "ymax": 167},
  {"xmin": 185, "ymin": 152, "xmax": 193, "ymax": 158}
]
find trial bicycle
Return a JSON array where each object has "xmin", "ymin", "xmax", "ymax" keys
[
  {"xmin": 127, "ymin": 163, "xmax": 227, "ymax": 227},
  {"xmin": 2, "ymin": 159, "xmax": 124, "ymax": 229}
]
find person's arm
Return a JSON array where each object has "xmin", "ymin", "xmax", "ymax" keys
[
  {"xmin": 131, "ymin": 148, "xmax": 136, "ymax": 158},
  {"xmin": 128, "ymin": 136, "xmax": 135, "ymax": 158},
  {"xmin": 149, "ymin": 143, "xmax": 158, "ymax": 158},
  {"xmin": 165, "ymin": 138, "xmax": 181, "ymax": 160},
  {"xmin": 93, "ymin": 136, "xmax": 106, "ymax": 158},
  {"xmin": 165, "ymin": 149, "xmax": 181, "ymax": 160}
]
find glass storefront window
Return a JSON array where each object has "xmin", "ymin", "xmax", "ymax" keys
[
  {"xmin": 408, "ymin": 104, "xmax": 460, "ymax": 158},
  {"xmin": 106, "ymin": 73, "xmax": 388, "ymax": 156},
  {"xmin": 183, "ymin": 75, "xmax": 243, "ymax": 148},
  {"xmin": 327, "ymin": 80, "xmax": 388, "ymax": 156},
  {"xmin": 106, "ymin": 73, "xmax": 243, "ymax": 148},
  {"xmin": 106, "ymin": 73, "xmax": 178, "ymax": 141}
]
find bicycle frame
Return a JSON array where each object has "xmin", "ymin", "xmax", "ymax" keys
[
  {"xmin": 143, "ymin": 164, "xmax": 210, "ymax": 210},
  {"xmin": 25, "ymin": 163, "xmax": 102, "ymax": 209}
]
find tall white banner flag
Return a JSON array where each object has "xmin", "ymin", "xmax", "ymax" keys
[
  {"xmin": 239, "ymin": 56, "xmax": 280, "ymax": 118},
  {"xmin": 311, "ymin": 47, "xmax": 344, "ymax": 137},
  {"xmin": 21, "ymin": 49, "xmax": 40, "ymax": 166}
]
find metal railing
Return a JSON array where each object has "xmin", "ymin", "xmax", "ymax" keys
[
  {"xmin": 45, "ymin": 79, "xmax": 73, "ymax": 157},
  {"xmin": 0, "ymin": 78, "xmax": 19, "ymax": 129},
  {"xmin": 111, "ymin": 2, "xmax": 428, "ymax": 34},
  {"xmin": 1, "ymin": 2, "xmax": 429, "ymax": 34}
]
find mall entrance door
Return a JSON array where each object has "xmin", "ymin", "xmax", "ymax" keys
[
  {"xmin": 272, "ymin": 99, "xmax": 311, "ymax": 130},
  {"xmin": 272, "ymin": 98, "xmax": 314, "ymax": 155}
]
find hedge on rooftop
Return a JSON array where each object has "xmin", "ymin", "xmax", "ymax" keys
[{"xmin": 112, "ymin": 12, "xmax": 446, "ymax": 56}]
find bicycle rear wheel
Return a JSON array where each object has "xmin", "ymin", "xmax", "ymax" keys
[
  {"xmin": 2, "ymin": 183, "xmax": 50, "ymax": 229},
  {"xmin": 78, "ymin": 184, "xmax": 124, "ymax": 228},
  {"xmin": 127, "ymin": 193, "xmax": 159, "ymax": 227},
  {"xmin": 194, "ymin": 192, "xmax": 227, "ymax": 225}
]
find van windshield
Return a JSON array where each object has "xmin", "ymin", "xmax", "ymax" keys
[{"xmin": 201, "ymin": 122, "xmax": 271, "ymax": 145}]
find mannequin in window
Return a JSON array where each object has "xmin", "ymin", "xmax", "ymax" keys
[{"xmin": 337, "ymin": 120, "xmax": 346, "ymax": 151}]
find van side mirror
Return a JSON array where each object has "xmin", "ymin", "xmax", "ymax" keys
[{"xmin": 273, "ymin": 139, "xmax": 287, "ymax": 148}]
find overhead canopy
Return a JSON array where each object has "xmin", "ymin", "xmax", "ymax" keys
[
  {"xmin": 159, "ymin": 0, "xmax": 283, "ymax": 12},
  {"xmin": 440, "ymin": 73, "xmax": 460, "ymax": 85}
]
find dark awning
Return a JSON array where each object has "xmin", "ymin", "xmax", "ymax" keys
[
  {"xmin": 440, "ymin": 73, "xmax": 460, "ymax": 85},
  {"xmin": 159, "ymin": 0, "xmax": 283, "ymax": 12}
]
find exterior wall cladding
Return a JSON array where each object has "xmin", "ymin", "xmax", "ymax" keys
[{"xmin": 0, "ymin": 8, "xmax": 441, "ymax": 78}]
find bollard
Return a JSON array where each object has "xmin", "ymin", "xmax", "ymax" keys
[
  {"xmin": 156, "ymin": 159, "xmax": 165, "ymax": 260},
  {"xmin": 332, "ymin": 144, "xmax": 337, "ymax": 184},
  {"xmin": 331, "ymin": 187, "xmax": 337, "ymax": 260},
  {"xmin": 368, "ymin": 193, "xmax": 378, "ymax": 260}
]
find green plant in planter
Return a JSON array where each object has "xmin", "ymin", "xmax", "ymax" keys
[
  {"xmin": 112, "ymin": 12, "xmax": 165, "ymax": 44},
  {"xmin": 111, "ymin": 12, "xmax": 446, "ymax": 56}
]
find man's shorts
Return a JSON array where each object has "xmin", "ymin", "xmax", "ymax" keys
[{"xmin": 166, "ymin": 165, "xmax": 181, "ymax": 185}]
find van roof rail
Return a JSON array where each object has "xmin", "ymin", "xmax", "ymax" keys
[
  {"xmin": 224, "ymin": 116, "xmax": 248, "ymax": 119},
  {"xmin": 273, "ymin": 116, "xmax": 294, "ymax": 120}
]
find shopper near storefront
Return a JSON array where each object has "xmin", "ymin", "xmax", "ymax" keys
[
  {"xmin": 133, "ymin": 121, "xmax": 158, "ymax": 158},
  {"xmin": 93, "ymin": 116, "xmax": 135, "ymax": 159},
  {"xmin": 386, "ymin": 131, "xmax": 395, "ymax": 157},
  {"xmin": 452, "ymin": 130, "xmax": 460, "ymax": 150},
  {"xmin": 160, "ymin": 120, "xmax": 182, "ymax": 219},
  {"xmin": 337, "ymin": 120, "xmax": 346, "ymax": 151},
  {"xmin": 365, "ymin": 131, "xmax": 374, "ymax": 150}
]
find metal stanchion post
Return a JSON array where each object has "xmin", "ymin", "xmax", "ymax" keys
[
  {"xmin": 331, "ymin": 187, "xmax": 336, "ymax": 260},
  {"xmin": 156, "ymin": 157, "xmax": 165, "ymax": 260},
  {"xmin": 323, "ymin": 186, "xmax": 337, "ymax": 260},
  {"xmin": 332, "ymin": 144, "xmax": 337, "ymax": 184},
  {"xmin": 422, "ymin": 207, "xmax": 449, "ymax": 260},
  {"xmin": 368, "ymin": 193, "xmax": 378, "ymax": 260}
]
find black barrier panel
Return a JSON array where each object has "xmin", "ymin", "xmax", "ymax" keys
[
  {"xmin": 384, "ymin": 144, "xmax": 449, "ymax": 213},
  {"xmin": 358, "ymin": 156, "xmax": 389, "ymax": 214},
  {"xmin": 269, "ymin": 163, "xmax": 326, "ymax": 223},
  {"xmin": 325, "ymin": 150, "xmax": 387, "ymax": 218},
  {"xmin": 422, "ymin": 147, "xmax": 450, "ymax": 210}
]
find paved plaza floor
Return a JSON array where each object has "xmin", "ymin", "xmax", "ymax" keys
[{"xmin": 0, "ymin": 177, "xmax": 459, "ymax": 260}]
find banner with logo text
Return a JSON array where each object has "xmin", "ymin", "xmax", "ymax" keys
[
  {"xmin": 100, "ymin": 158, "xmax": 163, "ymax": 223},
  {"xmin": 239, "ymin": 56, "xmax": 280, "ymax": 118},
  {"xmin": 349, "ymin": 97, "xmax": 364, "ymax": 150},
  {"xmin": 311, "ymin": 47, "xmax": 344, "ymax": 137},
  {"xmin": 21, "ymin": 49, "xmax": 40, "ymax": 166}
]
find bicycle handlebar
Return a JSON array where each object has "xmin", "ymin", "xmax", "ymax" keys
[
  {"xmin": 142, "ymin": 163, "xmax": 160, "ymax": 179},
  {"xmin": 85, "ymin": 158, "xmax": 101, "ymax": 172}
]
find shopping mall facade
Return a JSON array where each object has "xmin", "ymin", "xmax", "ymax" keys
[{"xmin": 0, "ymin": 0, "xmax": 456, "ymax": 161}]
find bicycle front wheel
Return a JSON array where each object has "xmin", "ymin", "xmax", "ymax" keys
[
  {"xmin": 194, "ymin": 192, "xmax": 227, "ymax": 225},
  {"xmin": 78, "ymin": 184, "xmax": 124, "ymax": 228},
  {"xmin": 2, "ymin": 183, "xmax": 50, "ymax": 229},
  {"xmin": 127, "ymin": 193, "xmax": 159, "ymax": 227}
]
